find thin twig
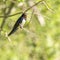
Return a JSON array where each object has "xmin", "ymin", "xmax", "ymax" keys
[
  {"xmin": 0, "ymin": 0, "xmax": 43, "ymax": 18},
  {"xmin": 28, "ymin": 10, "xmax": 34, "ymax": 24},
  {"xmin": 0, "ymin": 12, "xmax": 22, "ymax": 18},
  {"xmin": 25, "ymin": 10, "xmax": 34, "ymax": 27},
  {"xmin": 27, "ymin": 0, "xmax": 45, "ymax": 26},
  {"xmin": 22, "ymin": 28, "xmax": 38, "ymax": 38},
  {"xmin": 0, "ymin": 2, "xmax": 14, "ymax": 31},
  {"xmin": 42, "ymin": 0, "xmax": 54, "ymax": 13},
  {"xmin": 5, "ymin": 32, "xmax": 12, "ymax": 42},
  {"xmin": 24, "ymin": 0, "xmax": 43, "ymax": 13}
]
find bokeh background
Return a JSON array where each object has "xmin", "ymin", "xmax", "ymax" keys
[{"xmin": 0, "ymin": 0, "xmax": 60, "ymax": 60}]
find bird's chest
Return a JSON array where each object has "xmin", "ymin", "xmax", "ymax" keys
[
  {"xmin": 20, "ymin": 18, "xmax": 26, "ymax": 28},
  {"xmin": 22, "ymin": 19, "xmax": 26, "ymax": 26}
]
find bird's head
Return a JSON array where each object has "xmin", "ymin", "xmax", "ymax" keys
[{"xmin": 22, "ymin": 13, "xmax": 27, "ymax": 20}]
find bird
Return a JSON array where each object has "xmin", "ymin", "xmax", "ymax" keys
[{"xmin": 8, "ymin": 13, "xmax": 26, "ymax": 36}]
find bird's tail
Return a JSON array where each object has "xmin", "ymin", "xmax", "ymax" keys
[{"xmin": 8, "ymin": 28, "xmax": 18, "ymax": 36}]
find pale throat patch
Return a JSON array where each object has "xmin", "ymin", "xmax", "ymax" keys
[{"xmin": 20, "ymin": 19, "xmax": 26, "ymax": 28}]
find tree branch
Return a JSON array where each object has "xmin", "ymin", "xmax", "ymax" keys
[
  {"xmin": 0, "ymin": 12, "xmax": 22, "ymax": 18},
  {"xmin": 0, "ymin": 2, "xmax": 14, "ymax": 31},
  {"xmin": 0, "ymin": 0, "xmax": 43, "ymax": 18},
  {"xmin": 27, "ymin": 0, "xmax": 45, "ymax": 26}
]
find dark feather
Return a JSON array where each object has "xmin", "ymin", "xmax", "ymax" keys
[{"xmin": 8, "ymin": 13, "xmax": 26, "ymax": 36}]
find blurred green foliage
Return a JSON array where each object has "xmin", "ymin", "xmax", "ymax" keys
[{"xmin": 0, "ymin": 0, "xmax": 60, "ymax": 60}]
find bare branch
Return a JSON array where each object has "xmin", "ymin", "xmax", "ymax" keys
[
  {"xmin": 0, "ymin": 12, "xmax": 22, "ymax": 18},
  {"xmin": 22, "ymin": 28, "xmax": 38, "ymax": 38},
  {"xmin": 0, "ymin": 0, "xmax": 43, "ymax": 18},
  {"xmin": 27, "ymin": 0, "xmax": 45, "ymax": 26},
  {"xmin": 42, "ymin": 0, "xmax": 54, "ymax": 13},
  {"xmin": 5, "ymin": 32, "xmax": 12, "ymax": 42},
  {"xmin": 24, "ymin": 0, "xmax": 43, "ymax": 13},
  {"xmin": 0, "ymin": 2, "xmax": 14, "ymax": 31}
]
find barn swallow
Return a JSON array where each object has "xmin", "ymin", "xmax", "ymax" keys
[{"xmin": 8, "ymin": 13, "xmax": 26, "ymax": 36}]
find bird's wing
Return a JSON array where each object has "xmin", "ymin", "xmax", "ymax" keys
[
  {"xmin": 8, "ymin": 16, "xmax": 23, "ymax": 36},
  {"xmin": 8, "ymin": 20, "xmax": 20, "ymax": 36},
  {"xmin": 8, "ymin": 13, "xmax": 26, "ymax": 36}
]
